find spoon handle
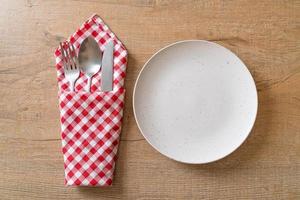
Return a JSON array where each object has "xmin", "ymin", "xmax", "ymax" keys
[{"xmin": 85, "ymin": 77, "xmax": 91, "ymax": 92}]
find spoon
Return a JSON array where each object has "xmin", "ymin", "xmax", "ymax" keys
[{"xmin": 78, "ymin": 37, "xmax": 102, "ymax": 92}]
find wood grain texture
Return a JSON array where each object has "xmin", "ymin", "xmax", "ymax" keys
[{"xmin": 0, "ymin": 0, "xmax": 299, "ymax": 199}]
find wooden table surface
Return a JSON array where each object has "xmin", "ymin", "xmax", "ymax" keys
[{"xmin": 0, "ymin": 0, "xmax": 299, "ymax": 199}]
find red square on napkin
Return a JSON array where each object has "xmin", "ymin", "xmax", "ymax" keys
[{"xmin": 54, "ymin": 14, "xmax": 127, "ymax": 186}]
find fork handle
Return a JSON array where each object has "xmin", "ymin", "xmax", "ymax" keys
[{"xmin": 70, "ymin": 81, "xmax": 75, "ymax": 92}]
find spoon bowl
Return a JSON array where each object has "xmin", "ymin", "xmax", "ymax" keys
[{"xmin": 78, "ymin": 37, "xmax": 102, "ymax": 92}]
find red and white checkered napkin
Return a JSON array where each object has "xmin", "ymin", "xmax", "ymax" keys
[{"xmin": 54, "ymin": 14, "xmax": 127, "ymax": 186}]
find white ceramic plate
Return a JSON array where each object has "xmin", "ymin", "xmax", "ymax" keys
[{"xmin": 133, "ymin": 40, "xmax": 258, "ymax": 164}]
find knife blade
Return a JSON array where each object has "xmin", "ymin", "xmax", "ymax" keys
[{"xmin": 101, "ymin": 40, "xmax": 114, "ymax": 91}]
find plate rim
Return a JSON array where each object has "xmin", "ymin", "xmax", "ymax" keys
[{"xmin": 133, "ymin": 40, "xmax": 258, "ymax": 164}]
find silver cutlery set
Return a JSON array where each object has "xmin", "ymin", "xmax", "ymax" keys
[{"xmin": 60, "ymin": 37, "xmax": 114, "ymax": 92}]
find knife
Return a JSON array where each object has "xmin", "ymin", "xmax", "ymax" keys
[{"xmin": 101, "ymin": 40, "xmax": 114, "ymax": 91}]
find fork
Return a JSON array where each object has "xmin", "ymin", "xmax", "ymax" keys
[{"xmin": 60, "ymin": 41, "xmax": 80, "ymax": 92}]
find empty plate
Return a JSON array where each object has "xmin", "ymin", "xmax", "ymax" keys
[{"xmin": 133, "ymin": 40, "xmax": 258, "ymax": 164}]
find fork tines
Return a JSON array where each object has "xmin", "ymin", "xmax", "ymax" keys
[
  {"xmin": 60, "ymin": 41, "xmax": 80, "ymax": 92},
  {"xmin": 60, "ymin": 42, "xmax": 78, "ymax": 70}
]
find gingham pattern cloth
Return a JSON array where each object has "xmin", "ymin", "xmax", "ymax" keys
[{"xmin": 54, "ymin": 14, "xmax": 127, "ymax": 186}]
